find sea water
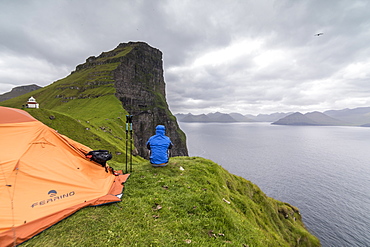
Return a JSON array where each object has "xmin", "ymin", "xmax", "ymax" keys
[{"xmin": 178, "ymin": 122, "xmax": 370, "ymax": 247}]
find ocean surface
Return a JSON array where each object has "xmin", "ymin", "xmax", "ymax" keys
[{"xmin": 178, "ymin": 122, "xmax": 370, "ymax": 247}]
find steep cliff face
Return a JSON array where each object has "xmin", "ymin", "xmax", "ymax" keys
[
  {"xmin": 113, "ymin": 42, "xmax": 188, "ymax": 158},
  {"xmin": 75, "ymin": 42, "xmax": 188, "ymax": 159}
]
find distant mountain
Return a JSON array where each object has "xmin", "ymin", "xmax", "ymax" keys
[
  {"xmin": 324, "ymin": 107, "xmax": 370, "ymax": 125},
  {"xmin": 272, "ymin": 111, "xmax": 349, "ymax": 126},
  {"xmin": 0, "ymin": 84, "xmax": 41, "ymax": 102},
  {"xmin": 176, "ymin": 112, "xmax": 254, "ymax": 122},
  {"xmin": 181, "ymin": 114, "xmax": 210, "ymax": 122},
  {"xmin": 207, "ymin": 112, "xmax": 236, "ymax": 122},
  {"xmin": 175, "ymin": 113, "xmax": 190, "ymax": 121},
  {"xmin": 272, "ymin": 112, "xmax": 317, "ymax": 125},
  {"xmin": 305, "ymin": 111, "xmax": 351, "ymax": 125},
  {"xmin": 177, "ymin": 106, "xmax": 370, "ymax": 127},
  {"xmin": 178, "ymin": 112, "xmax": 235, "ymax": 122},
  {"xmin": 246, "ymin": 112, "xmax": 292, "ymax": 122},
  {"xmin": 229, "ymin": 113, "xmax": 255, "ymax": 122}
]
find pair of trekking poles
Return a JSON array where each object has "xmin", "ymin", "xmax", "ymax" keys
[{"xmin": 125, "ymin": 115, "xmax": 133, "ymax": 174}]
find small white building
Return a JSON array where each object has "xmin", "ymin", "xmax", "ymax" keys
[{"xmin": 27, "ymin": 96, "xmax": 39, "ymax": 108}]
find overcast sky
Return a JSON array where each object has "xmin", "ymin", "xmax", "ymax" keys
[{"xmin": 1, "ymin": 0, "xmax": 370, "ymax": 115}]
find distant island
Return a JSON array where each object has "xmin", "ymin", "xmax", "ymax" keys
[
  {"xmin": 271, "ymin": 111, "xmax": 350, "ymax": 126},
  {"xmin": 176, "ymin": 107, "xmax": 370, "ymax": 127}
]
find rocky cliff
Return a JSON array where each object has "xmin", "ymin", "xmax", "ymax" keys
[{"xmin": 74, "ymin": 42, "xmax": 188, "ymax": 159}]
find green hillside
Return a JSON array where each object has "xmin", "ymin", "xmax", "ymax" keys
[{"xmin": 1, "ymin": 45, "xmax": 143, "ymax": 165}]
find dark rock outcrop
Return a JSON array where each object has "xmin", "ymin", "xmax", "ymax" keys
[{"xmin": 79, "ymin": 42, "xmax": 188, "ymax": 159}]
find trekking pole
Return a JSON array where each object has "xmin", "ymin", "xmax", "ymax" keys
[
  {"xmin": 125, "ymin": 116, "xmax": 129, "ymax": 174},
  {"xmin": 126, "ymin": 115, "xmax": 133, "ymax": 173},
  {"xmin": 129, "ymin": 116, "xmax": 133, "ymax": 173}
]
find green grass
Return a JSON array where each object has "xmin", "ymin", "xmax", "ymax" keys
[
  {"xmin": 21, "ymin": 157, "xmax": 320, "ymax": 246},
  {"xmin": 22, "ymin": 102, "xmax": 143, "ymax": 165}
]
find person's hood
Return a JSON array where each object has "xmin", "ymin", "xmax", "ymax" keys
[{"xmin": 155, "ymin": 125, "xmax": 166, "ymax": 135}]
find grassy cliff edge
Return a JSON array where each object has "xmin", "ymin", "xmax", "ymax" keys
[{"xmin": 21, "ymin": 154, "xmax": 319, "ymax": 246}]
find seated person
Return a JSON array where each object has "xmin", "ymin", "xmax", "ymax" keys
[{"xmin": 146, "ymin": 125, "xmax": 173, "ymax": 167}]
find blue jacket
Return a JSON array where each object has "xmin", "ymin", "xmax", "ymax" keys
[{"xmin": 146, "ymin": 125, "xmax": 173, "ymax": 164}]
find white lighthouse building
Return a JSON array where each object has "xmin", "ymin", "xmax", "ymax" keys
[{"xmin": 26, "ymin": 96, "xmax": 39, "ymax": 108}]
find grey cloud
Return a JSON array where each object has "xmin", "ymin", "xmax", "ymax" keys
[{"xmin": 1, "ymin": 0, "xmax": 370, "ymax": 115}]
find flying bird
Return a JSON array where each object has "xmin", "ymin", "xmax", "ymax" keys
[{"xmin": 314, "ymin": 33, "xmax": 324, "ymax": 36}]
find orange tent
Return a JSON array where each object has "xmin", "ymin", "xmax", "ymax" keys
[{"xmin": 0, "ymin": 107, "xmax": 129, "ymax": 247}]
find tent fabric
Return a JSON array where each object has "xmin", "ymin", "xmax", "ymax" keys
[
  {"xmin": 0, "ymin": 106, "xmax": 37, "ymax": 124},
  {"xmin": 0, "ymin": 107, "xmax": 129, "ymax": 247},
  {"xmin": 146, "ymin": 125, "xmax": 173, "ymax": 165}
]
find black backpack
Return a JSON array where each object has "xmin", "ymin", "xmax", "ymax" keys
[{"xmin": 86, "ymin": 150, "xmax": 112, "ymax": 167}]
